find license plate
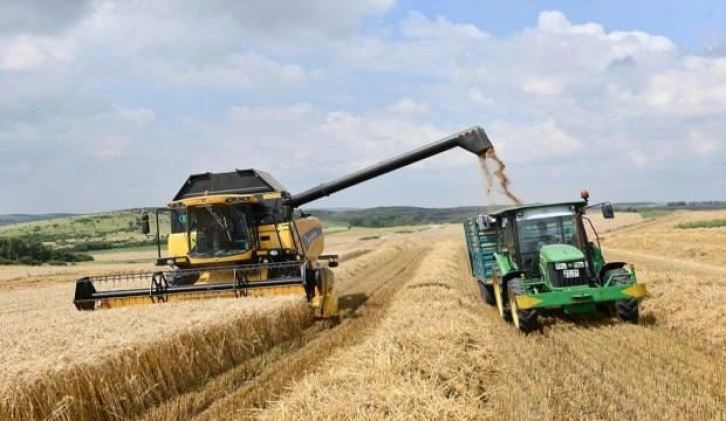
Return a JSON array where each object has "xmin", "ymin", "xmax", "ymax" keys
[{"xmin": 563, "ymin": 269, "xmax": 580, "ymax": 278}]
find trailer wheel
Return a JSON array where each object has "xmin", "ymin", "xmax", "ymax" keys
[
  {"xmin": 493, "ymin": 278, "xmax": 512, "ymax": 322},
  {"xmin": 479, "ymin": 282, "xmax": 496, "ymax": 305},
  {"xmin": 507, "ymin": 279, "xmax": 539, "ymax": 334},
  {"xmin": 607, "ymin": 268, "xmax": 639, "ymax": 324}
]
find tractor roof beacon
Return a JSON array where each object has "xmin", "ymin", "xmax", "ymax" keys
[{"xmin": 463, "ymin": 190, "xmax": 647, "ymax": 333}]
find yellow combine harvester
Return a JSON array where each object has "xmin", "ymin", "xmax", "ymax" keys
[{"xmin": 74, "ymin": 126, "xmax": 493, "ymax": 317}]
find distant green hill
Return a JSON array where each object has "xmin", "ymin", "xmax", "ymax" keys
[
  {"xmin": 306, "ymin": 206, "xmax": 495, "ymax": 228},
  {"xmin": 0, "ymin": 209, "xmax": 162, "ymax": 252},
  {"xmin": 0, "ymin": 213, "xmax": 77, "ymax": 227},
  {"xmin": 1, "ymin": 201, "xmax": 723, "ymax": 251},
  {"xmin": 0, "ymin": 206, "xmax": 499, "ymax": 248}
]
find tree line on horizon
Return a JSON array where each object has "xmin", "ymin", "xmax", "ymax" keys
[{"xmin": 0, "ymin": 237, "xmax": 93, "ymax": 266}]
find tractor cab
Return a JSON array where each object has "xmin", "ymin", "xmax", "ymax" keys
[
  {"xmin": 494, "ymin": 203, "xmax": 581, "ymax": 277},
  {"xmin": 509, "ymin": 204, "xmax": 582, "ymax": 278},
  {"xmin": 489, "ymin": 189, "xmax": 616, "ymax": 282}
]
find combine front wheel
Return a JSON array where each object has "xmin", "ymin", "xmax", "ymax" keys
[{"xmin": 507, "ymin": 279, "xmax": 539, "ymax": 334}]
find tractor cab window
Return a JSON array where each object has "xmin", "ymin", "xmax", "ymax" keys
[
  {"xmin": 188, "ymin": 205, "xmax": 252, "ymax": 257},
  {"xmin": 517, "ymin": 216, "xmax": 577, "ymax": 276}
]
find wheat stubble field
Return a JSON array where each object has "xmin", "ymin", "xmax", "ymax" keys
[{"xmin": 1, "ymin": 215, "xmax": 725, "ymax": 420}]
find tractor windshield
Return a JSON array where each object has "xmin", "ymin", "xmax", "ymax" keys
[
  {"xmin": 187, "ymin": 205, "xmax": 252, "ymax": 258},
  {"xmin": 519, "ymin": 217, "xmax": 577, "ymax": 248},
  {"xmin": 517, "ymin": 215, "xmax": 577, "ymax": 275}
]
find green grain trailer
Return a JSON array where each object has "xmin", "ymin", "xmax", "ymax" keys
[{"xmin": 463, "ymin": 191, "xmax": 647, "ymax": 333}]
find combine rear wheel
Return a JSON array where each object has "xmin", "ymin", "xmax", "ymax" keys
[
  {"xmin": 507, "ymin": 279, "xmax": 539, "ymax": 334},
  {"xmin": 607, "ymin": 268, "xmax": 639, "ymax": 324},
  {"xmin": 493, "ymin": 278, "xmax": 512, "ymax": 322},
  {"xmin": 478, "ymin": 282, "xmax": 496, "ymax": 305}
]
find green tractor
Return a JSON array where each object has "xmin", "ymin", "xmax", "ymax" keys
[{"xmin": 463, "ymin": 191, "xmax": 647, "ymax": 333}]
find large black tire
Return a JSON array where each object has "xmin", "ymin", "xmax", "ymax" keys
[
  {"xmin": 507, "ymin": 279, "xmax": 540, "ymax": 334},
  {"xmin": 479, "ymin": 282, "xmax": 496, "ymax": 305},
  {"xmin": 607, "ymin": 268, "xmax": 639, "ymax": 324}
]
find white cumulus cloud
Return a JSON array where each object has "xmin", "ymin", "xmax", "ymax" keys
[{"xmin": 1, "ymin": 4, "xmax": 725, "ymax": 211}]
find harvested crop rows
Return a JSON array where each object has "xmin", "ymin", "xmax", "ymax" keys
[
  {"xmin": 0, "ymin": 235, "xmax": 431, "ymax": 420},
  {"xmin": 2, "ymin": 218, "xmax": 725, "ymax": 420},
  {"xmin": 256, "ymin": 238, "xmax": 499, "ymax": 420},
  {"xmin": 257, "ymin": 223, "xmax": 726, "ymax": 420},
  {"xmin": 461, "ymin": 273, "xmax": 726, "ymax": 420}
]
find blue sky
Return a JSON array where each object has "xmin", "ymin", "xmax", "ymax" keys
[
  {"xmin": 395, "ymin": 0, "xmax": 726, "ymax": 50},
  {"xmin": 1, "ymin": 1, "xmax": 725, "ymax": 213}
]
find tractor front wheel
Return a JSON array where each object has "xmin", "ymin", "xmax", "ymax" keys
[
  {"xmin": 607, "ymin": 268, "xmax": 639, "ymax": 324},
  {"xmin": 508, "ymin": 279, "xmax": 539, "ymax": 334},
  {"xmin": 493, "ymin": 278, "xmax": 512, "ymax": 322}
]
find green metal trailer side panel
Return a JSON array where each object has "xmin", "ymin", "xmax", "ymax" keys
[{"xmin": 464, "ymin": 217, "xmax": 499, "ymax": 285}]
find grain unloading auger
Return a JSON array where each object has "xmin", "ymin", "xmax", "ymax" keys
[{"xmin": 74, "ymin": 126, "xmax": 493, "ymax": 317}]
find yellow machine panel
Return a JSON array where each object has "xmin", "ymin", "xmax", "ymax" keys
[{"xmin": 292, "ymin": 217, "xmax": 325, "ymax": 259}]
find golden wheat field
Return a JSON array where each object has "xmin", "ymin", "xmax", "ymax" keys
[{"xmin": 1, "ymin": 214, "xmax": 725, "ymax": 420}]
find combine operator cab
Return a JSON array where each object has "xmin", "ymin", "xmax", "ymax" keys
[{"xmin": 463, "ymin": 190, "xmax": 647, "ymax": 333}]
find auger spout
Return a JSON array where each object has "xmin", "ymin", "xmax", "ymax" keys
[{"xmin": 287, "ymin": 126, "xmax": 493, "ymax": 208}]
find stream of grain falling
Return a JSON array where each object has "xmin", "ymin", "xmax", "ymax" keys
[
  {"xmin": 478, "ymin": 149, "xmax": 522, "ymax": 205},
  {"xmin": 479, "ymin": 152, "xmax": 493, "ymax": 197}
]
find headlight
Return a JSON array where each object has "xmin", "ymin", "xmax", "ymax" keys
[
  {"xmin": 572, "ymin": 261, "xmax": 585, "ymax": 269},
  {"xmin": 555, "ymin": 263, "xmax": 567, "ymax": 270},
  {"xmin": 269, "ymin": 249, "xmax": 279, "ymax": 256}
]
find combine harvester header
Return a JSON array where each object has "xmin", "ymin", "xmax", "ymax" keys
[
  {"xmin": 464, "ymin": 191, "xmax": 647, "ymax": 333},
  {"xmin": 75, "ymin": 126, "xmax": 493, "ymax": 318}
]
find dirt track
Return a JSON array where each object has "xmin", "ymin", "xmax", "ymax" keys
[
  {"xmin": 462, "ymin": 272, "xmax": 726, "ymax": 420},
  {"xmin": 252, "ymin": 227, "xmax": 726, "ymax": 420},
  {"xmin": 139, "ymin": 239, "xmax": 432, "ymax": 420},
  {"xmin": 146, "ymin": 224, "xmax": 726, "ymax": 420}
]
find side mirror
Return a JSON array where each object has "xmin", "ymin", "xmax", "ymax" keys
[
  {"xmin": 476, "ymin": 214, "xmax": 490, "ymax": 230},
  {"xmin": 328, "ymin": 255, "xmax": 339, "ymax": 268},
  {"xmin": 602, "ymin": 202, "xmax": 614, "ymax": 219},
  {"xmin": 140, "ymin": 213, "xmax": 150, "ymax": 235}
]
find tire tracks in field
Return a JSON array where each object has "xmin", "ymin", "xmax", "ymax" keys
[
  {"xmin": 558, "ymin": 323, "xmax": 726, "ymax": 416},
  {"xmin": 603, "ymin": 213, "xmax": 683, "ymax": 235},
  {"xmin": 193, "ymin": 245, "xmax": 430, "ymax": 421},
  {"xmin": 138, "ymin": 242, "xmax": 430, "ymax": 421},
  {"xmin": 455, "ymin": 245, "xmax": 726, "ymax": 420},
  {"xmin": 605, "ymin": 246, "xmax": 726, "ymax": 277}
]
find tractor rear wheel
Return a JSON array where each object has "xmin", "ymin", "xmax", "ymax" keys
[
  {"xmin": 607, "ymin": 268, "xmax": 639, "ymax": 324},
  {"xmin": 508, "ymin": 279, "xmax": 539, "ymax": 334},
  {"xmin": 479, "ymin": 282, "xmax": 496, "ymax": 305},
  {"xmin": 493, "ymin": 278, "xmax": 512, "ymax": 322}
]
